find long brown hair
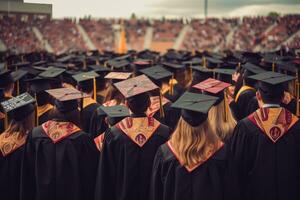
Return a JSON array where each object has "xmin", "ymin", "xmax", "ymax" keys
[
  {"xmin": 104, "ymin": 84, "xmax": 124, "ymax": 105},
  {"xmin": 170, "ymin": 117, "xmax": 219, "ymax": 168},
  {"xmin": 208, "ymin": 98, "xmax": 236, "ymax": 142},
  {"xmin": 5, "ymin": 111, "xmax": 35, "ymax": 137}
]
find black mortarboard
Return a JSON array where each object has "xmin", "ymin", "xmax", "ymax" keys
[
  {"xmin": 171, "ymin": 92, "xmax": 218, "ymax": 126},
  {"xmin": 213, "ymin": 68, "xmax": 236, "ymax": 83},
  {"xmin": 99, "ymin": 105, "xmax": 130, "ymax": 118},
  {"xmin": 21, "ymin": 67, "xmax": 41, "ymax": 77},
  {"xmin": 107, "ymin": 59, "xmax": 131, "ymax": 71},
  {"xmin": 162, "ymin": 62, "xmax": 185, "ymax": 71},
  {"xmin": 205, "ymin": 57, "xmax": 223, "ymax": 68},
  {"xmin": 140, "ymin": 66, "xmax": 173, "ymax": 81},
  {"xmin": 72, "ymin": 71, "xmax": 99, "ymax": 83},
  {"xmin": 11, "ymin": 61, "xmax": 31, "ymax": 70},
  {"xmin": 242, "ymin": 63, "xmax": 266, "ymax": 75},
  {"xmin": 249, "ymin": 72, "xmax": 295, "ymax": 86},
  {"xmin": 0, "ymin": 70, "xmax": 14, "ymax": 89},
  {"xmin": 114, "ymin": 75, "xmax": 159, "ymax": 99},
  {"xmin": 191, "ymin": 66, "xmax": 214, "ymax": 84},
  {"xmin": 105, "ymin": 72, "xmax": 132, "ymax": 83},
  {"xmin": 26, "ymin": 77, "xmax": 53, "ymax": 93},
  {"xmin": 0, "ymin": 92, "xmax": 35, "ymax": 121},
  {"xmin": 39, "ymin": 67, "xmax": 66, "ymax": 78},
  {"xmin": 11, "ymin": 69, "xmax": 28, "ymax": 82}
]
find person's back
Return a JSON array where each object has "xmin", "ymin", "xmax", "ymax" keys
[
  {"xmin": 150, "ymin": 92, "xmax": 229, "ymax": 200},
  {"xmin": 95, "ymin": 76, "xmax": 171, "ymax": 200},
  {"xmin": 20, "ymin": 88, "xmax": 99, "ymax": 200},
  {"xmin": 0, "ymin": 93, "xmax": 36, "ymax": 200},
  {"xmin": 230, "ymin": 72, "xmax": 300, "ymax": 200}
]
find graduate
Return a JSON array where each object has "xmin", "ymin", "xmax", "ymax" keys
[
  {"xmin": 26, "ymin": 77, "xmax": 54, "ymax": 125},
  {"xmin": 230, "ymin": 71, "xmax": 300, "ymax": 200},
  {"xmin": 94, "ymin": 75, "xmax": 171, "ymax": 200},
  {"xmin": 140, "ymin": 65, "xmax": 181, "ymax": 130},
  {"xmin": 149, "ymin": 92, "xmax": 229, "ymax": 200},
  {"xmin": 193, "ymin": 78, "xmax": 236, "ymax": 143},
  {"xmin": 229, "ymin": 63, "xmax": 265, "ymax": 120},
  {"xmin": 72, "ymin": 71, "xmax": 102, "ymax": 136},
  {"xmin": 20, "ymin": 87, "xmax": 99, "ymax": 200},
  {"xmin": 0, "ymin": 93, "xmax": 36, "ymax": 200}
]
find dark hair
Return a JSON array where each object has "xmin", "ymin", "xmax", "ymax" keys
[
  {"xmin": 35, "ymin": 91, "xmax": 50, "ymax": 106},
  {"xmin": 96, "ymin": 78, "xmax": 107, "ymax": 91},
  {"xmin": 5, "ymin": 111, "xmax": 35, "ymax": 137},
  {"xmin": 259, "ymin": 83, "xmax": 284, "ymax": 105},
  {"xmin": 78, "ymin": 80, "xmax": 93, "ymax": 94},
  {"xmin": 49, "ymin": 108, "xmax": 81, "ymax": 128},
  {"xmin": 127, "ymin": 93, "xmax": 150, "ymax": 115}
]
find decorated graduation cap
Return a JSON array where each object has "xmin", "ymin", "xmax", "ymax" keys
[
  {"xmin": 172, "ymin": 92, "xmax": 218, "ymax": 127},
  {"xmin": 114, "ymin": 75, "xmax": 165, "ymax": 117},
  {"xmin": 0, "ymin": 70, "xmax": 14, "ymax": 89},
  {"xmin": 46, "ymin": 87, "xmax": 89, "ymax": 113},
  {"xmin": 72, "ymin": 71, "xmax": 99, "ymax": 100},
  {"xmin": 0, "ymin": 93, "xmax": 36, "ymax": 126},
  {"xmin": 98, "ymin": 105, "xmax": 130, "ymax": 126}
]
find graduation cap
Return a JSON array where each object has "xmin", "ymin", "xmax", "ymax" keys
[
  {"xmin": 171, "ymin": 92, "xmax": 218, "ymax": 127},
  {"xmin": 193, "ymin": 78, "xmax": 231, "ymax": 94},
  {"xmin": 26, "ymin": 77, "xmax": 53, "ymax": 93},
  {"xmin": 20, "ymin": 67, "xmax": 41, "ymax": 77},
  {"xmin": 114, "ymin": 75, "xmax": 159, "ymax": 99},
  {"xmin": 72, "ymin": 71, "xmax": 99, "ymax": 100},
  {"xmin": 98, "ymin": 105, "xmax": 130, "ymax": 126},
  {"xmin": 249, "ymin": 71, "xmax": 295, "ymax": 86},
  {"xmin": 105, "ymin": 72, "xmax": 132, "ymax": 82},
  {"xmin": 11, "ymin": 69, "xmax": 29, "ymax": 95},
  {"xmin": 107, "ymin": 59, "xmax": 131, "ymax": 71},
  {"xmin": 0, "ymin": 63, "xmax": 5, "ymax": 72},
  {"xmin": 39, "ymin": 67, "xmax": 66, "ymax": 78},
  {"xmin": 88, "ymin": 65, "xmax": 111, "ymax": 74},
  {"xmin": 205, "ymin": 57, "xmax": 223, "ymax": 68},
  {"xmin": 191, "ymin": 66, "xmax": 214, "ymax": 85},
  {"xmin": 162, "ymin": 62, "xmax": 185, "ymax": 71},
  {"xmin": 139, "ymin": 66, "xmax": 173, "ymax": 81},
  {"xmin": 11, "ymin": 61, "xmax": 31, "ymax": 70},
  {"xmin": 213, "ymin": 68, "xmax": 236, "ymax": 84},
  {"xmin": 242, "ymin": 63, "xmax": 266, "ymax": 75},
  {"xmin": 0, "ymin": 70, "xmax": 14, "ymax": 89},
  {"xmin": 46, "ymin": 88, "xmax": 89, "ymax": 113},
  {"xmin": 0, "ymin": 92, "xmax": 36, "ymax": 124},
  {"xmin": 182, "ymin": 58, "xmax": 202, "ymax": 66}
]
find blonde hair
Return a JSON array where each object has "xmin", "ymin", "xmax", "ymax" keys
[
  {"xmin": 208, "ymin": 98, "xmax": 236, "ymax": 142},
  {"xmin": 104, "ymin": 84, "xmax": 124, "ymax": 105},
  {"xmin": 170, "ymin": 117, "xmax": 219, "ymax": 168}
]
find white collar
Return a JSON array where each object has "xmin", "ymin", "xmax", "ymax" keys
[{"xmin": 262, "ymin": 104, "xmax": 280, "ymax": 108}]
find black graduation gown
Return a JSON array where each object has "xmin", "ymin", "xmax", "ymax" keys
[
  {"xmin": 0, "ymin": 133, "xmax": 26, "ymax": 200},
  {"xmin": 20, "ymin": 120, "xmax": 99, "ymax": 200},
  {"xmin": 82, "ymin": 100, "xmax": 102, "ymax": 137},
  {"xmin": 164, "ymin": 84, "xmax": 185, "ymax": 102},
  {"xmin": 149, "ymin": 143, "xmax": 229, "ymax": 200},
  {"xmin": 229, "ymin": 89, "xmax": 256, "ymax": 121},
  {"xmin": 94, "ymin": 115, "xmax": 171, "ymax": 200},
  {"xmin": 230, "ymin": 108, "xmax": 300, "ymax": 200},
  {"xmin": 152, "ymin": 102, "xmax": 180, "ymax": 131}
]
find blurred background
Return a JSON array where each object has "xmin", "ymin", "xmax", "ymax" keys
[{"xmin": 0, "ymin": 0, "xmax": 299, "ymax": 54}]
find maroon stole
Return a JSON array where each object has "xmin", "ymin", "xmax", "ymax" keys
[
  {"xmin": 116, "ymin": 117, "xmax": 160, "ymax": 147},
  {"xmin": 0, "ymin": 132, "xmax": 27, "ymax": 157},
  {"xmin": 147, "ymin": 96, "xmax": 170, "ymax": 117},
  {"xmin": 248, "ymin": 107, "xmax": 298, "ymax": 143},
  {"xmin": 167, "ymin": 140, "xmax": 224, "ymax": 172},
  {"xmin": 42, "ymin": 120, "xmax": 81, "ymax": 143},
  {"xmin": 94, "ymin": 133, "xmax": 105, "ymax": 152}
]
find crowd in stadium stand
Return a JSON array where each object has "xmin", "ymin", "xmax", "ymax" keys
[
  {"xmin": 0, "ymin": 15, "xmax": 299, "ymax": 54},
  {"xmin": 79, "ymin": 18, "xmax": 115, "ymax": 51}
]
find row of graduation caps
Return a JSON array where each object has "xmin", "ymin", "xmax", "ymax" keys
[{"xmin": 0, "ymin": 49, "xmax": 299, "ymax": 128}]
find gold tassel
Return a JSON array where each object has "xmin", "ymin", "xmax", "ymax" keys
[
  {"xmin": 238, "ymin": 62, "xmax": 241, "ymax": 71},
  {"xmin": 169, "ymin": 75, "xmax": 174, "ymax": 95},
  {"xmin": 272, "ymin": 62, "xmax": 275, "ymax": 72},
  {"xmin": 202, "ymin": 56, "xmax": 206, "ymax": 68},
  {"xmin": 93, "ymin": 78, "xmax": 97, "ymax": 100},
  {"xmin": 159, "ymin": 90, "xmax": 165, "ymax": 118}
]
